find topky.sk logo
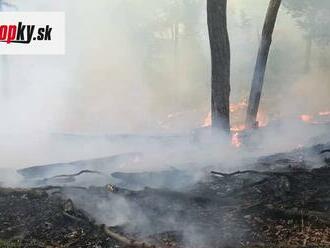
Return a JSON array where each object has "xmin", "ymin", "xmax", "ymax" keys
[{"xmin": 0, "ymin": 12, "xmax": 65, "ymax": 55}]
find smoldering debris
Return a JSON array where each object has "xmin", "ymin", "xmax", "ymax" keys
[
  {"xmin": 1, "ymin": 141, "xmax": 330, "ymax": 247},
  {"xmin": 17, "ymin": 152, "xmax": 143, "ymax": 180},
  {"xmin": 0, "ymin": 188, "xmax": 123, "ymax": 247},
  {"xmin": 111, "ymin": 169, "xmax": 193, "ymax": 190}
]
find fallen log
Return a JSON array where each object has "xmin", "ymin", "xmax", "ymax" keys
[
  {"xmin": 211, "ymin": 170, "xmax": 270, "ymax": 177},
  {"xmin": 18, "ymin": 152, "xmax": 142, "ymax": 179},
  {"xmin": 51, "ymin": 170, "xmax": 102, "ymax": 178},
  {"xmin": 39, "ymin": 170, "xmax": 104, "ymax": 185},
  {"xmin": 210, "ymin": 169, "xmax": 315, "ymax": 178}
]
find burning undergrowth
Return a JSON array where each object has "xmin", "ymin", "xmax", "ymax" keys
[
  {"xmin": 1, "ymin": 110, "xmax": 330, "ymax": 248},
  {"xmin": 200, "ymin": 98, "xmax": 330, "ymax": 149}
]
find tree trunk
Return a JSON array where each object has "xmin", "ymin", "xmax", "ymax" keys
[
  {"xmin": 246, "ymin": 0, "xmax": 281, "ymax": 129},
  {"xmin": 207, "ymin": 0, "xmax": 231, "ymax": 133}
]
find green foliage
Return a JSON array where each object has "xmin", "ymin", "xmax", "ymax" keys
[
  {"xmin": 283, "ymin": 0, "xmax": 330, "ymax": 45},
  {"xmin": 113, "ymin": 0, "xmax": 208, "ymax": 111}
]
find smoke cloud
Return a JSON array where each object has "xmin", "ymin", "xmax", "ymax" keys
[{"xmin": 0, "ymin": 1, "xmax": 329, "ymax": 244}]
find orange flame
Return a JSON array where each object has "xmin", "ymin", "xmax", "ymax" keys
[
  {"xmin": 319, "ymin": 111, "xmax": 330, "ymax": 116},
  {"xmin": 300, "ymin": 114, "xmax": 313, "ymax": 123},
  {"xmin": 230, "ymin": 100, "xmax": 247, "ymax": 113},
  {"xmin": 202, "ymin": 111, "xmax": 212, "ymax": 127},
  {"xmin": 299, "ymin": 111, "xmax": 330, "ymax": 124},
  {"xmin": 257, "ymin": 111, "xmax": 269, "ymax": 127},
  {"xmin": 230, "ymin": 124, "xmax": 245, "ymax": 132},
  {"xmin": 231, "ymin": 132, "xmax": 241, "ymax": 148},
  {"xmin": 202, "ymin": 99, "xmax": 269, "ymax": 133}
]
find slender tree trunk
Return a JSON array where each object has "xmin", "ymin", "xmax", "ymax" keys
[
  {"xmin": 246, "ymin": 0, "xmax": 281, "ymax": 129},
  {"xmin": 207, "ymin": 0, "xmax": 231, "ymax": 133}
]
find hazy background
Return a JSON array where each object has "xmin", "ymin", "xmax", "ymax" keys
[
  {"xmin": 0, "ymin": 0, "xmax": 329, "ymax": 168},
  {"xmin": 0, "ymin": 2, "xmax": 329, "ymax": 245}
]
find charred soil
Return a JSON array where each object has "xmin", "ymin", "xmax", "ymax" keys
[{"xmin": 1, "ymin": 142, "xmax": 330, "ymax": 248}]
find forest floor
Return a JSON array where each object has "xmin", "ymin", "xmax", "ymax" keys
[
  {"xmin": 0, "ymin": 141, "xmax": 330, "ymax": 248},
  {"xmin": 0, "ymin": 188, "xmax": 122, "ymax": 247}
]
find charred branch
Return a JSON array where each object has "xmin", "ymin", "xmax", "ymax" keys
[{"xmin": 17, "ymin": 152, "xmax": 142, "ymax": 179}]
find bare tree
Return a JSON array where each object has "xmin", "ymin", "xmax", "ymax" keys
[
  {"xmin": 207, "ymin": 0, "xmax": 231, "ymax": 133},
  {"xmin": 246, "ymin": 0, "xmax": 282, "ymax": 129}
]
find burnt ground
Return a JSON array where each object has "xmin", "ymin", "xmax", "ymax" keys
[
  {"xmin": 0, "ymin": 188, "xmax": 122, "ymax": 248},
  {"xmin": 0, "ymin": 142, "xmax": 330, "ymax": 248}
]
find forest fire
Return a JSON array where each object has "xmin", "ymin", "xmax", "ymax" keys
[
  {"xmin": 231, "ymin": 132, "xmax": 241, "ymax": 148},
  {"xmin": 201, "ymin": 100, "xmax": 270, "ymax": 148},
  {"xmin": 319, "ymin": 111, "xmax": 330, "ymax": 116},
  {"xmin": 300, "ymin": 111, "xmax": 330, "ymax": 124},
  {"xmin": 202, "ymin": 100, "xmax": 269, "ymax": 130},
  {"xmin": 230, "ymin": 124, "xmax": 246, "ymax": 132},
  {"xmin": 1, "ymin": 0, "xmax": 330, "ymax": 247},
  {"xmin": 202, "ymin": 111, "xmax": 212, "ymax": 127},
  {"xmin": 300, "ymin": 114, "xmax": 313, "ymax": 123},
  {"xmin": 230, "ymin": 99, "xmax": 247, "ymax": 113},
  {"xmin": 200, "ymin": 108, "xmax": 329, "ymax": 149},
  {"xmin": 256, "ymin": 111, "xmax": 269, "ymax": 127}
]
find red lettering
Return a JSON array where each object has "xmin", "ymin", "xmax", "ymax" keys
[
  {"xmin": 7, "ymin": 25, "xmax": 17, "ymax": 43},
  {"xmin": 0, "ymin": 26, "xmax": 8, "ymax": 40}
]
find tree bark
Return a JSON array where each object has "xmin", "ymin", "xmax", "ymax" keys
[
  {"xmin": 207, "ymin": 0, "xmax": 231, "ymax": 133},
  {"xmin": 246, "ymin": 0, "xmax": 282, "ymax": 129}
]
